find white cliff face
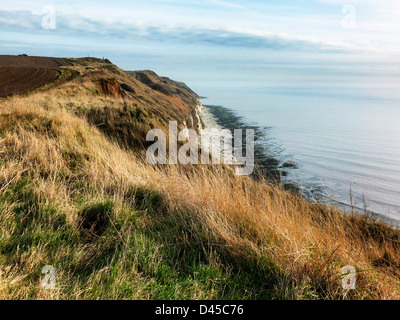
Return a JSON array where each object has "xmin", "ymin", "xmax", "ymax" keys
[
  {"xmin": 199, "ymin": 102, "xmax": 236, "ymax": 165},
  {"xmin": 200, "ymin": 105, "xmax": 223, "ymax": 133},
  {"xmin": 195, "ymin": 98, "xmax": 204, "ymax": 133},
  {"xmin": 180, "ymin": 98, "xmax": 204, "ymax": 141},
  {"xmin": 180, "ymin": 98, "xmax": 240, "ymax": 167},
  {"xmin": 182, "ymin": 98, "xmax": 203, "ymax": 132}
]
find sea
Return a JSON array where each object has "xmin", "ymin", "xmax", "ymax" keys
[{"xmin": 195, "ymin": 71, "xmax": 400, "ymax": 224}]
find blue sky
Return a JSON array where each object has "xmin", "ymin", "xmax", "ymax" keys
[
  {"xmin": 1, "ymin": 0, "xmax": 400, "ymax": 92},
  {"xmin": 4, "ymin": 1, "xmax": 400, "ymax": 216}
]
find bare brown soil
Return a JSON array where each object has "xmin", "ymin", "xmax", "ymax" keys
[
  {"xmin": 93, "ymin": 78, "xmax": 124, "ymax": 98},
  {"xmin": 0, "ymin": 55, "xmax": 70, "ymax": 68},
  {"xmin": 0, "ymin": 55, "xmax": 71, "ymax": 97}
]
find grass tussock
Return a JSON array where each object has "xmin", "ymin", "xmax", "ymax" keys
[{"xmin": 1, "ymin": 59, "xmax": 400, "ymax": 300}]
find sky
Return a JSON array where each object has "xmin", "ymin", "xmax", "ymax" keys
[{"xmin": 1, "ymin": 0, "xmax": 400, "ymax": 91}]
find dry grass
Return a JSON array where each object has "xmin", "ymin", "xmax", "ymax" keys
[{"xmin": 1, "ymin": 59, "xmax": 400, "ymax": 300}]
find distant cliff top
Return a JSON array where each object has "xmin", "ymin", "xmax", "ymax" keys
[{"xmin": 0, "ymin": 55, "xmax": 202, "ymax": 150}]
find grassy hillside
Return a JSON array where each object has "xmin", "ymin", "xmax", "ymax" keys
[{"xmin": 0, "ymin": 57, "xmax": 400, "ymax": 300}]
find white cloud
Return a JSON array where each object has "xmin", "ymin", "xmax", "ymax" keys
[
  {"xmin": 0, "ymin": 9, "xmax": 362, "ymax": 53},
  {"xmin": 0, "ymin": 0, "xmax": 399, "ymax": 57}
]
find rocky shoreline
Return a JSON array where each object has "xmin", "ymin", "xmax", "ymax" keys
[{"xmin": 200, "ymin": 103, "xmax": 299, "ymax": 191}]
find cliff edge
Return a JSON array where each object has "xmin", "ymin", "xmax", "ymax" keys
[{"xmin": 0, "ymin": 56, "xmax": 400, "ymax": 300}]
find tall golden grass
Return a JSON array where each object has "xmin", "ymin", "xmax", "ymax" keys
[{"xmin": 1, "ymin": 61, "xmax": 400, "ymax": 300}]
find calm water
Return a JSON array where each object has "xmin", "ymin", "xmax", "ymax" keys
[{"xmin": 194, "ymin": 76, "xmax": 400, "ymax": 222}]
